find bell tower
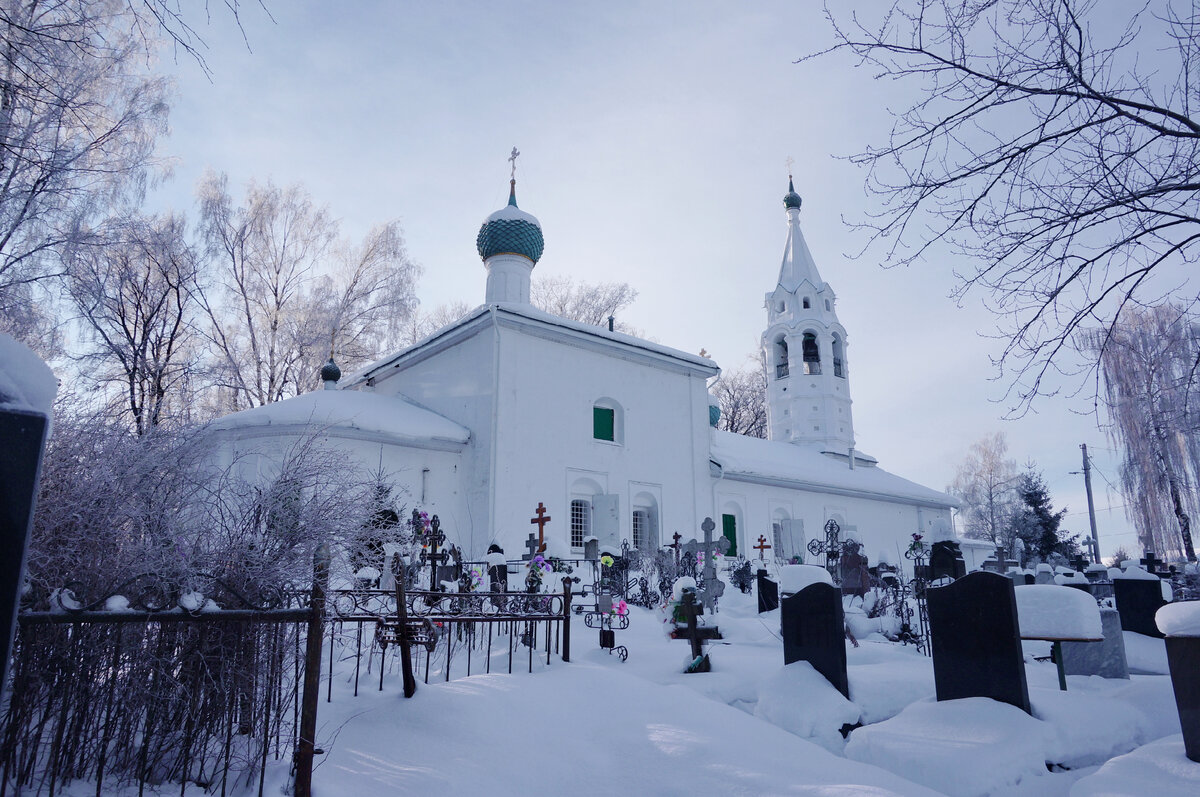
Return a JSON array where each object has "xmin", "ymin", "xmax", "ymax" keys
[{"xmin": 760, "ymin": 177, "xmax": 855, "ymax": 455}]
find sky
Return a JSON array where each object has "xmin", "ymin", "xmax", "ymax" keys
[{"xmin": 141, "ymin": 1, "xmax": 1141, "ymax": 559}]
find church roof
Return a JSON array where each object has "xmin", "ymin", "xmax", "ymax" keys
[
  {"xmin": 710, "ymin": 430, "xmax": 957, "ymax": 508},
  {"xmin": 346, "ymin": 302, "xmax": 718, "ymax": 387},
  {"xmin": 777, "ymin": 190, "xmax": 826, "ymax": 294},
  {"xmin": 207, "ymin": 389, "xmax": 470, "ymax": 449}
]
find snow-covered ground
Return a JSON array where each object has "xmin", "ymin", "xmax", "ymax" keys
[{"xmin": 48, "ymin": 583, "xmax": 1193, "ymax": 796}]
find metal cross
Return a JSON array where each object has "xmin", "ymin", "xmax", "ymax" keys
[
  {"xmin": 683, "ymin": 517, "xmax": 729, "ymax": 613},
  {"xmin": 529, "ymin": 501, "xmax": 551, "ymax": 553},
  {"xmin": 671, "ymin": 531, "xmax": 683, "ymax": 566},
  {"xmin": 1140, "ymin": 551, "xmax": 1165, "ymax": 574},
  {"xmin": 755, "ymin": 535, "xmax": 772, "ymax": 561},
  {"xmin": 509, "ymin": 146, "xmax": 520, "ymax": 179},
  {"xmin": 785, "ymin": 155, "xmax": 795, "ymax": 176}
]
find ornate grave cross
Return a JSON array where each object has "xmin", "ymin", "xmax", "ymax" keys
[
  {"xmin": 807, "ymin": 519, "xmax": 844, "ymax": 582},
  {"xmin": 529, "ymin": 501, "xmax": 551, "ymax": 553},
  {"xmin": 421, "ymin": 515, "xmax": 450, "ymax": 590},
  {"xmin": 671, "ymin": 531, "xmax": 683, "ymax": 566},
  {"xmin": 682, "ymin": 517, "xmax": 730, "ymax": 613},
  {"xmin": 1140, "ymin": 551, "xmax": 1166, "ymax": 575},
  {"xmin": 754, "ymin": 535, "xmax": 772, "ymax": 561},
  {"xmin": 1069, "ymin": 553, "xmax": 1089, "ymax": 573},
  {"xmin": 521, "ymin": 532, "xmax": 541, "ymax": 562}
]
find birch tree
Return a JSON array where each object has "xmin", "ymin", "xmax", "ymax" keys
[
  {"xmin": 713, "ymin": 364, "xmax": 768, "ymax": 438},
  {"xmin": 0, "ymin": 0, "xmax": 170, "ymax": 350},
  {"xmin": 197, "ymin": 172, "xmax": 420, "ymax": 408},
  {"xmin": 1090, "ymin": 305, "xmax": 1200, "ymax": 561},
  {"xmin": 816, "ymin": 0, "xmax": 1200, "ymax": 411},
  {"xmin": 949, "ymin": 432, "xmax": 1021, "ymax": 550},
  {"xmin": 65, "ymin": 212, "xmax": 200, "ymax": 434}
]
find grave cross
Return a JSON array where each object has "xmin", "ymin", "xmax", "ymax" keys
[
  {"xmin": 521, "ymin": 532, "xmax": 541, "ymax": 562},
  {"xmin": 682, "ymin": 517, "xmax": 730, "ymax": 614},
  {"xmin": 671, "ymin": 531, "xmax": 683, "ymax": 566},
  {"xmin": 529, "ymin": 501, "xmax": 551, "ymax": 553},
  {"xmin": 679, "ymin": 590, "xmax": 710, "ymax": 673},
  {"xmin": 1140, "ymin": 551, "xmax": 1166, "ymax": 575},
  {"xmin": 994, "ymin": 545, "xmax": 1008, "ymax": 574},
  {"xmin": 1069, "ymin": 553, "xmax": 1089, "ymax": 573},
  {"xmin": 422, "ymin": 515, "xmax": 449, "ymax": 590},
  {"xmin": 755, "ymin": 535, "xmax": 772, "ymax": 561}
]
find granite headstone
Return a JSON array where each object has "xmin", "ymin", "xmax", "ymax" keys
[{"xmin": 781, "ymin": 582, "xmax": 849, "ymax": 698}]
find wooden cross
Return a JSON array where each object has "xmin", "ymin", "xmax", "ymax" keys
[
  {"xmin": 671, "ymin": 531, "xmax": 683, "ymax": 565},
  {"xmin": 754, "ymin": 535, "xmax": 772, "ymax": 561},
  {"xmin": 529, "ymin": 502, "xmax": 551, "ymax": 553}
]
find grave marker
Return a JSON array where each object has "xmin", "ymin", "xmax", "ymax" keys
[
  {"xmin": 1061, "ymin": 608, "xmax": 1130, "ymax": 680},
  {"xmin": 681, "ymin": 517, "xmax": 730, "ymax": 614},
  {"xmin": 521, "ymin": 532, "xmax": 540, "ymax": 562},
  {"xmin": 926, "ymin": 571, "xmax": 1031, "ymax": 714},
  {"xmin": 781, "ymin": 582, "xmax": 849, "ymax": 698},
  {"xmin": 754, "ymin": 535, "xmax": 772, "ymax": 560},
  {"xmin": 1112, "ymin": 578, "xmax": 1166, "ymax": 637},
  {"xmin": 757, "ymin": 569, "xmax": 779, "ymax": 613},
  {"xmin": 679, "ymin": 590, "xmax": 711, "ymax": 673},
  {"xmin": 529, "ymin": 501, "xmax": 551, "ymax": 553}
]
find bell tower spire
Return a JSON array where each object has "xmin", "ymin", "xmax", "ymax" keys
[{"xmin": 760, "ymin": 175, "xmax": 855, "ymax": 456}]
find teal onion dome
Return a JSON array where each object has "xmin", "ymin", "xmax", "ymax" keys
[
  {"xmin": 476, "ymin": 180, "xmax": 544, "ymax": 264},
  {"xmin": 320, "ymin": 357, "xmax": 341, "ymax": 383},
  {"xmin": 783, "ymin": 176, "xmax": 802, "ymax": 210}
]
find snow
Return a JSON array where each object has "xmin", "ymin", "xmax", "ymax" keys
[
  {"xmin": 103, "ymin": 595, "xmax": 132, "ymax": 612},
  {"xmin": 1157, "ymin": 601, "xmax": 1200, "ymax": 636},
  {"xmin": 778, "ymin": 564, "xmax": 834, "ymax": 593},
  {"xmin": 671, "ymin": 576, "xmax": 697, "ymax": 602},
  {"xmin": 846, "ymin": 698, "xmax": 1055, "ymax": 797},
  {"xmin": 178, "ymin": 591, "xmax": 205, "ymax": 611},
  {"xmin": 1070, "ymin": 735, "xmax": 1200, "ymax": 797},
  {"xmin": 485, "ymin": 551, "xmax": 506, "ymax": 568},
  {"xmin": 1015, "ymin": 585, "xmax": 1103, "ymax": 640},
  {"xmin": 1112, "ymin": 565, "xmax": 1159, "ymax": 581},
  {"xmin": 1054, "ymin": 571, "xmax": 1088, "ymax": 586},
  {"xmin": 207, "ymin": 388, "xmax": 470, "ymax": 445},
  {"xmin": 710, "ymin": 429, "xmax": 956, "ymax": 507},
  {"xmin": 1123, "ymin": 632, "xmax": 1171, "ymax": 674},
  {"xmin": 0, "ymin": 332, "xmax": 57, "ymax": 416},
  {"xmin": 753, "ymin": 660, "xmax": 861, "ymax": 753}
]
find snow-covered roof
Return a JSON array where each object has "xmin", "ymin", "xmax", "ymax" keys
[
  {"xmin": 710, "ymin": 430, "xmax": 957, "ymax": 508},
  {"xmin": 0, "ymin": 332, "xmax": 57, "ymax": 417},
  {"xmin": 347, "ymin": 302, "xmax": 718, "ymax": 387},
  {"xmin": 207, "ymin": 389, "xmax": 470, "ymax": 448}
]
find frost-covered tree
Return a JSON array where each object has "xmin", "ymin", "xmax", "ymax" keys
[
  {"xmin": 65, "ymin": 212, "xmax": 200, "ymax": 434},
  {"xmin": 712, "ymin": 364, "xmax": 767, "ymax": 438},
  {"xmin": 531, "ymin": 275, "xmax": 639, "ymax": 332},
  {"xmin": 949, "ymin": 432, "xmax": 1020, "ymax": 550},
  {"xmin": 0, "ymin": 0, "xmax": 171, "ymax": 350},
  {"xmin": 816, "ymin": 1, "xmax": 1200, "ymax": 411},
  {"xmin": 197, "ymin": 172, "xmax": 420, "ymax": 408},
  {"xmin": 1090, "ymin": 305, "xmax": 1200, "ymax": 561}
]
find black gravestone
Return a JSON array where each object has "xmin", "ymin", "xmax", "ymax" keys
[
  {"xmin": 1112, "ymin": 579, "xmax": 1165, "ymax": 638},
  {"xmin": 1164, "ymin": 637, "xmax": 1200, "ymax": 762},
  {"xmin": 926, "ymin": 571, "xmax": 1031, "ymax": 714},
  {"xmin": 929, "ymin": 540, "xmax": 966, "ymax": 581},
  {"xmin": 757, "ymin": 569, "xmax": 779, "ymax": 613},
  {"xmin": 1, "ymin": 407, "xmax": 51, "ymax": 689},
  {"xmin": 781, "ymin": 583, "xmax": 849, "ymax": 698}
]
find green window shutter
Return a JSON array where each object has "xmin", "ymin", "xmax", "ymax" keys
[
  {"xmin": 593, "ymin": 407, "xmax": 615, "ymax": 441},
  {"xmin": 722, "ymin": 513, "xmax": 738, "ymax": 557}
]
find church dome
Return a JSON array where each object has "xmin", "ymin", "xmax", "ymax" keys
[
  {"xmin": 320, "ymin": 357, "xmax": 341, "ymax": 384},
  {"xmin": 477, "ymin": 180, "xmax": 544, "ymax": 264},
  {"xmin": 783, "ymin": 176, "xmax": 802, "ymax": 210}
]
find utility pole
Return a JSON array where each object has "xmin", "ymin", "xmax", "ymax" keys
[{"xmin": 1081, "ymin": 444, "xmax": 1101, "ymax": 563}]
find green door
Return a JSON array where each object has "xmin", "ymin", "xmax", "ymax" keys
[{"xmin": 722, "ymin": 513, "xmax": 738, "ymax": 557}]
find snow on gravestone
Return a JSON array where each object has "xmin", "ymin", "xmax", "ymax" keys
[
  {"xmin": 926, "ymin": 571, "xmax": 1032, "ymax": 714},
  {"xmin": 1111, "ymin": 567, "xmax": 1167, "ymax": 638},
  {"xmin": 1157, "ymin": 601, "xmax": 1200, "ymax": 762},
  {"xmin": 780, "ymin": 582, "xmax": 849, "ymax": 699},
  {"xmin": 778, "ymin": 564, "xmax": 833, "ymax": 595},
  {"xmin": 0, "ymin": 333, "xmax": 57, "ymax": 689},
  {"xmin": 1013, "ymin": 584, "xmax": 1102, "ymax": 640}
]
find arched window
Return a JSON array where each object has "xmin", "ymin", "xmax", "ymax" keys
[
  {"xmin": 631, "ymin": 493, "xmax": 659, "ymax": 553},
  {"xmin": 802, "ymin": 332, "xmax": 821, "ymax": 375},
  {"xmin": 824, "ymin": 299, "xmax": 831, "ymax": 311},
  {"xmin": 832, "ymin": 334, "xmax": 845, "ymax": 378},
  {"xmin": 802, "ymin": 297, "xmax": 811, "ymax": 309},
  {"xmin": 774, "ymin": 335, "xmax": 789, "ymax": 379},
  {"xmin": 592, "ymin": 398, "xmax": 623, "ymax": 443}
]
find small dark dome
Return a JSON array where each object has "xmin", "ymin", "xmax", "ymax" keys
[
  {"xmin": 320, "ymin": 357, "xmax": 341, "ymax": 383},
  {"xmin": 783, "ymin": 176, "xmax": 802, "ymax": 210}
]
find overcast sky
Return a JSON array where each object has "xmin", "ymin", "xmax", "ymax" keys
[{"xmin": 143, "ymin": 1, "xmax": 1141, "ymax": 559}]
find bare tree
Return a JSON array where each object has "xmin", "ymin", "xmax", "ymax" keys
[
  {"xmin": 531, "ymin": 275, "xmax": 639, "ymax": 331},
  {"xmin": 949, "ymin": 432, "xmax": 1020, "ymax": 550},
  {"xmin": 817, "ymin": 0, "xmax": 1200, "ymax": 411},
  {"xmin": 65, "ymin": 212, "xmax": 200, "ymax": 434},
  {"xmin": 393, "ymin": 300, "xmax": 473, "ymax": 348},
  {"xmin": 1089, "ymin": 305, "xmax": 1200, "ymax": 561},
  {"xmin": 197, "ymin": 172, "xmax": 420, "ymax": 408},
  {"xmin": 0, "ymin": 1, "xmax": 171, "ymax": 349},
  {"xmin": 712, "ymin": 363, "xmax": 768, "ymax": 438}
]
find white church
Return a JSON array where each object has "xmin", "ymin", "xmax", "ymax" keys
[{"xmin": 210, "ymin": 175, "xmax": 958, "ymax": 566}]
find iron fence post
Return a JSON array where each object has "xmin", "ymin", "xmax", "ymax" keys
[{"xmin": 294, "ymin": 542, "xmax": 329, "ymax": 797}]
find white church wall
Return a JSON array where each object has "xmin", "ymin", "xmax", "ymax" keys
[
  {"xmin": 366, "ymin": 325, "xmax": 497, "ymax": 554},
  {"xmin": 720, "ymin": 474, "xmax": 953, "ymax": 570},
  {"xmin": 489, "ymin": 325, "xmax": 713, "ymax": 557}
]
